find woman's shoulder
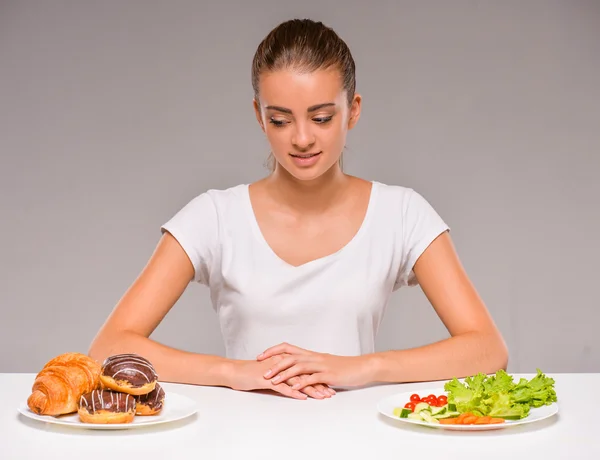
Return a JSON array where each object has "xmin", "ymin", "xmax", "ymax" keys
[
  {"xmin": 163, "ymin": 183, "xmax": 250, "ymax": 229},
  {"xmin": 183, "ymin": 183, "xmax": 249, "ymax": 210},
  {"xmin": 371, "ymin": 180, "xmax": 417, "ymax": 206},
  {"xmin": 202, "ymin": 183, "xmax": 249, "ymax": 200},
  {"xmin": 372, "ymin": 180, "xmax": 414, "ymax": 194},
  {"xmin": 370, "ymin": 180, "xmax": 445, "ymax": 224}
]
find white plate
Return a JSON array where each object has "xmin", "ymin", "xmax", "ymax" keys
[
  {"xmin": 18, "ymin": 391, "xmax": 197, "ymax": 430},
  {"xmin": 377, "ymin": 387, "xmax": 559, "ymax": 431}
]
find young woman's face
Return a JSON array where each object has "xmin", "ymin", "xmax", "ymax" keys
[{"xmin": 254, "ymin": 68, "xmax": 361, "ymax": 181}]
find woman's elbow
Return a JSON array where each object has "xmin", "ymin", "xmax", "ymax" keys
[
  {"xmin": 87, "ymin": 336, "xmax": 108, "ymax": 363},
  {"xmin": 87, "ymin": 329, "xmax": 119, "ymax": 363},
  {"xmin": 489, "ymin": 332, "xmax": 509, "ymax": 372}
]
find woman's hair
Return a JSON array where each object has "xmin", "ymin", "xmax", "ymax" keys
[
  {"xmin": 251, "ymin": 19, "xmax": 356, "ymax": 171},
  {"xmin": 252, "ymin": 18, "xmax": 356, "ymax": 106}
]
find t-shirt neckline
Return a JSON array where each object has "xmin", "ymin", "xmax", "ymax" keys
[{"xmin": 243, "ymin": 181, "xmax": 379, "ymax": 269}]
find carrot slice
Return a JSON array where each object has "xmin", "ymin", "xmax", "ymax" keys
[
  {"xmin": 489, "ymin": 418, "xmax": 506, "ymax": 424},
  {"xmin": 440, "ymin": 418, "xmax": 457, "ymax": 424},
  {"xmin": 456, "ymin": 413, "xmax": 472, "ymax": 424},
  {"xmin": 475, "ymin": 416, "xmax": 492, "ymax": 424},
  {"xmin": 462, "ymin": 415, "xmax": 479, "ymax": 425}
]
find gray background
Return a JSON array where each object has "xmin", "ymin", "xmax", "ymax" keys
[{"xmin": 1, "ymin": 0, "xmax": 598, "ymax": 374}]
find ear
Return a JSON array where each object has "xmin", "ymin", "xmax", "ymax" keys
[
  {"xmin": 347, "ymin": 93, "xmax": 362, "ymax": 130},
  {"xmin": 253, "ymin": 98, "xmax": 265, "ymax": 133}
]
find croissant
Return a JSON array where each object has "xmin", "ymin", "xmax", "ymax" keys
[{"xmin": 27, "ymin": 352, "xmax": 102, "ymax": 416}]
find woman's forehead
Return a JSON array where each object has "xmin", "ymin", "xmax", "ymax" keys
[{"xmin": 258, "ymin": 68, "xmax": 345, "ymax": 110}]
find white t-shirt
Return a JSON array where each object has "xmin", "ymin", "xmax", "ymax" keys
[{"xmin": 161, "ymin": 181, "xmax": 449, "ymax": 360}]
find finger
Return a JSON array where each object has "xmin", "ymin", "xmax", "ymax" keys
[
  {"xmin": 269, "ymin": 363, "xmax": 314, "ymax": 385},
  {"xmin": 272, "ymin": 382, "xmax": 307, "ymax": 400},
  {"xmin": 263, "ymin": 355, "xmax": 299, "ymax": 380},
  {"xmin": 286, "ymin": 376, "xmax": 302, "ymax": 391},
  {"xmin": 314, "ymin": 383, "xmax": 336, "ymax": 396},
  {"xmin": 290, "ymin": 373, "xmax": 331, "ymax": 391},
  {"xmin": 267, "ymin": 362, "xmax": 320, "ymax": 387},
  {"xmin": 290, "ymin": 375, "xmax": 334, "ymax": 397},
  {"xmin": 300, "ymin": 385, "xmax": 327, "ymax": 399},
  {"xmin": 269, "ymin": 352, "xmax": 290, "ymax": 364},
  {"xmin": 287, "ymin": 376, "xmax": 327, "ymax": 399},
  {"xmin": 287, "ymin": 376, "xmax": 300, "ymax": 385},
  {"xmin": 257, "ymin": 342, "xmax": 308, "ymax": 361}
]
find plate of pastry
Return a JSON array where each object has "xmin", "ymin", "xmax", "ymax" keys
[{"xmin": 18, "ymin": 352, "xmax": 198, "ymax": 430}]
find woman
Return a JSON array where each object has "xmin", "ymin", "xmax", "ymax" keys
[{"xmin": 88, "ymin": 18, "xmax": 508, "ymax": 400}]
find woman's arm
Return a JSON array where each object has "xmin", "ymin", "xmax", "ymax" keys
[
  {"xmin": 88, "ymin": 232, "xmax": 330, "ymax": 399},
  {"xmin": 87, "ymin": 232, "xmax": 232, "ymax": 386},
  {"xmin": 257, "ymin": 231, "xmax": 509, "ymax": 388},
  {"xmin": 370, "ymin": 231, "xmax": 509, "ymax": 383}
]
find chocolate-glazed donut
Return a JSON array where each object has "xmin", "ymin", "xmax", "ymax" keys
[
  {"xmin": 99, "ymin": 353, "xmax": 158, "ymax": 395},
  {"xmin": 78, "ymin": 389, "xmax": 136, "ymax": 424},
  {"xmin": 135, "ymin": 382, "xmax": 166, "ymax": 416}
]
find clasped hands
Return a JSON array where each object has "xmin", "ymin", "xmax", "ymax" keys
[{"xmin": 229, "ymin": 342, "xmax": 373, "ymax": 400}]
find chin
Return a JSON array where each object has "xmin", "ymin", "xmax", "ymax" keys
[
  {"xmin": 289, "ymin": 168, "xmax": 333, "ymax": 183},
  {"xmin": 279, "ymin": 157, "xmax": 341, "ymax": 182},
  {"xmin": 289, "ymin": 167, "xmax": 323, "ymax": 180}
]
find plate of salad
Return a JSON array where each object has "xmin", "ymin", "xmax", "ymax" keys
[{"xmin": 378, "ymin": 369, "xmax": 559, "ymax": 431}]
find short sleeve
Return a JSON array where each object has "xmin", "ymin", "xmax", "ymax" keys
[
  {"xmin": 160, "ymin": 192, "xmax": 220, "ymax": 285},
  {"xmin": 394, "ymin": 189, "xmax": 450, "ymax": 289}
]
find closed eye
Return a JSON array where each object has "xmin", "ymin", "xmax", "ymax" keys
[
  {"xmin": 269, "ymin": 118, "xmax": 287, "ymax": 127},
  {"xmin": 269, "ymin": 116, "xmax": 333, "ymax": 127}
]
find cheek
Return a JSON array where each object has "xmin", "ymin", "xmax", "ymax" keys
[
  {"xmin": 322, "ymin": 120, "xmax": 347, "ymax": 148},
  {"xmin": 265, "ymin": 129, "xmax": 288, "ymax": 151}
]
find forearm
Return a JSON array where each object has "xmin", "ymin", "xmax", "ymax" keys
[
  {"xmin": 88, "ymin": 330, "xmax": 235, "ymax": 388},
  {"xmin": 368, "ymin": 331, "xmax": 508, "ymax": 384}
]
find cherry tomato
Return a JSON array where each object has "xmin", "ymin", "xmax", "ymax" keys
[
  {"xmin": 410, "ymin": 394, "xmax": 421, "ymax": 403},
  {"xmin": 404, "ymin": 402, "xmax": 416, "ymax": 411},
  {"xmin": 424, "ymin": 395, "xmax": 437, "ymax": 406},
  {"xmin": 437, "ymin": 395, "xmax": 448, "ymax": 406}
]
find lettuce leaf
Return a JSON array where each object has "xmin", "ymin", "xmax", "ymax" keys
[
  {"xmin": 444, "ymin": 377, "xmax": 487, "ymax": 415},
  {"xmin": 443, "ymin": 369, "xmax": 557, "ymax": 419},
  {"xmin": 511, "ymin": 369, "xmax": 557, "ymax": 408},
  {"xmin": 484, "ymin": 392, "xmax": 530, "ymax": 419}
]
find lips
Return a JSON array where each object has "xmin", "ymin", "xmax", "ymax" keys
[{"xmin": 289, "ymin": 152, "xmax": 321, "ymax": 158}]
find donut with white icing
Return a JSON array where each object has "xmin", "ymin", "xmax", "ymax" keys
[
  {"xmin": 78, "ymin": 389, "xmax": 136, "ymax": 424},
  {"xmin": 135, "ymin": 382, "xmax": 166, "ymax": 415},
  {"xmin": 99, "ymin": 353, "xmax": 158, "ymax": 395}
]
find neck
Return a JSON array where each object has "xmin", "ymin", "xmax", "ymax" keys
[{"xmin": 266, "ymin": 163, "xmax": 351, "ymax": 214}]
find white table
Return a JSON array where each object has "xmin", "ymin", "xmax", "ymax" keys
[{"xmin": 2, "ymin": 373, "xmax": 598, "ymax": 459}]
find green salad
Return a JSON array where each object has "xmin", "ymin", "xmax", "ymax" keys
[{"xmin": 443, "ymin": 368, "xmax": 558, "ymax": 420}]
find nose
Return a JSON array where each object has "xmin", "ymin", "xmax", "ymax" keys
[{"xmin": 291, "ymin": 121, "xmax": 315, "ymax": 151}]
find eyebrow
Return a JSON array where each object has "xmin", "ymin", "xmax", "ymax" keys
[{"xmin": 264, "ymin": 102, "xmax": 336, "ymax": 114}]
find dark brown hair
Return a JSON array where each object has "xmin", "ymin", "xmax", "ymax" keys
[{"xmin": 251, "ymin": 19, "xmax": 356, "ymax": 170}]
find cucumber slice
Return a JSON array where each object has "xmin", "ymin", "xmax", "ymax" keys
[
  {"xmin": 393, "ymin": 407, "xmax": 417, "ymax": 418},
  {"xmin": 414, "ymin": 402, "xmax": 430, "ymax": 413},
  {"xmin": 407, "ymin": 412, "xmax": 424, "ymax": 421},
  {"xmin": 448, "ymin": 403, "xmax": 457, "ymax": 412},
  {"xmin": 434, "ymin": 411, "xmax": 460, "ymax": 419},
  {"xmin": 399, "ymin": 408, "xmax": 413, "ymax": 418},
  {"xmin": 430, "ymin": 405, "xmax": 447, "ymax": 416},
  {"xmin": 496, "ymin": 415, "xmax": 523, "ymax": 420},
  {"xmin": 420, "ymin": 411, "xmax": 440, "ymax": 424}
]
